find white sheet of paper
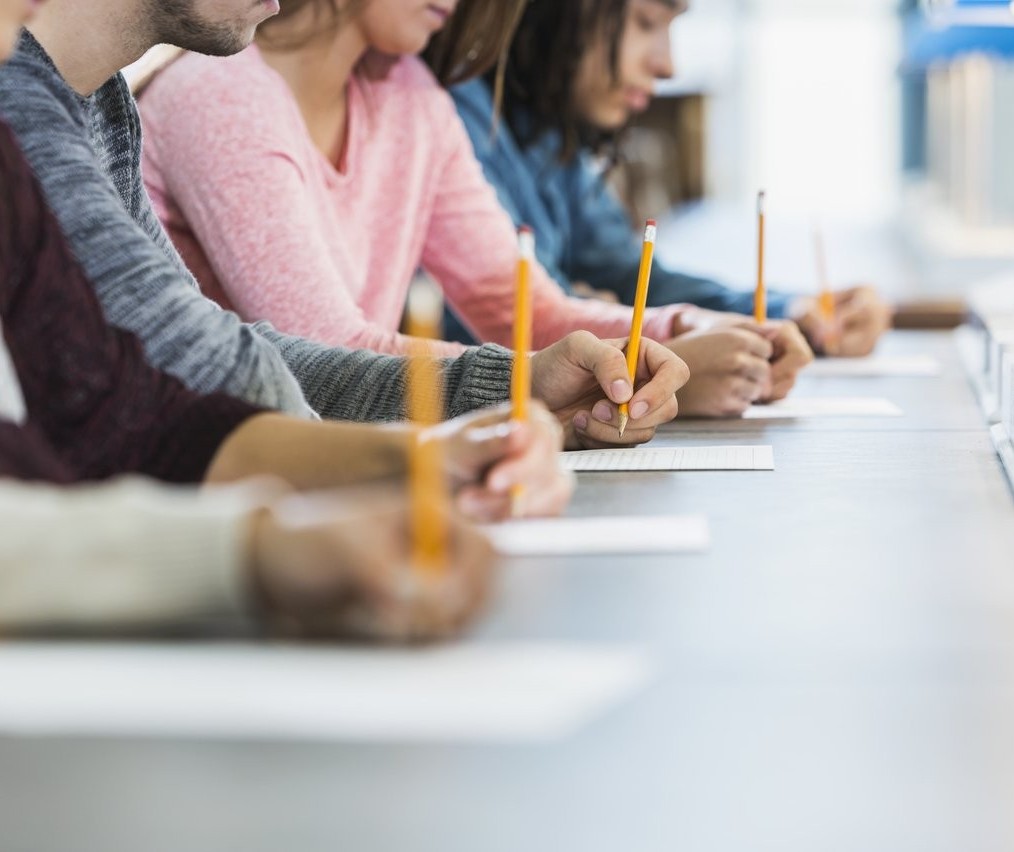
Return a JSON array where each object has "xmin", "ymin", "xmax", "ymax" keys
[
  {"xmin": 805, "ymin": 355, "xmax": 942, "ymax": 378},
  {"xmin": 0, "ymin": 643, "xmax": 653, "ymax": 743},
  {"xmin": 743, "ymin": 397, "xmax": 904, "ymax": 419},
  {"xmin": 560, "ymin": 446, "xmax": 774, "ymax": 472},
  {"xmin": 486, "ymin": 514, "xmax": 710, "ymax": 556}
]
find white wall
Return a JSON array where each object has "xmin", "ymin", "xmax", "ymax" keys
[{"xmin": 672, "ymin": 0, "xmax": 903, "ymax": 223}]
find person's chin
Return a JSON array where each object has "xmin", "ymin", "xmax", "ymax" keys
[
  {"xmin": 594, "ymin": 108, "xmax": 630, "ymax": 132},
  {"xmin": 375, "ymin": 31, "xmax": 430, "ymax": 57}
]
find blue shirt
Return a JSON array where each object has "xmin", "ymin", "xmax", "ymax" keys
[{"xmin": 445, "ymin": 79, "xmax": 791, "ymax": 344}]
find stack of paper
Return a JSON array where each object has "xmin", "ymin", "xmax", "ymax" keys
[
  {"xmin": 744, "ymin": 397, "xmax": 903, "ymax": 419},
  {"xmin": 560, "ymin": 446, "xmax": 774, "ymax": 472},
  {"xmin": 486, "ymin": 514, "xmax": 710, "ymax": 556},
  {"xmin": 0, "ymin": 643, "xmax": 654, "ymax": 743},
  {"xmin": 806, "ymin": 355, "xmax": 941, "ymax": 378}
]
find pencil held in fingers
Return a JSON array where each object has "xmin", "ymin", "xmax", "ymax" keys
[
  {"xmin": 511, "ymin": 226, "xmax": 534, "ymax": 516},
  {"xmin": 618, "ymin": 219, "xmax": 657, "ymax": 438},
  {"xmin": 406, "ymin": 275, "xmax": 448, "ymax": 575},
  {"xmin": 754, "ymin": 191, "xmax": 767, "ymax": 325}
]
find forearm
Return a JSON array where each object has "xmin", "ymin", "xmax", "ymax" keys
[
  {"xmin": 205, "ymin": 413, "xmax": 413, "ymax": 490},
  {"xmin": 0, "ymin": 478, "xmax": 271, "ymax": 630},
  {"xmin": 259, "ymin": 323, "xmax": 513, "ymax": 422}
]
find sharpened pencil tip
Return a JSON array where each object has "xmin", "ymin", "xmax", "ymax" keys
[{"xmin": 617, "ymin": 413, "xmax": 629, "ymax": 438}]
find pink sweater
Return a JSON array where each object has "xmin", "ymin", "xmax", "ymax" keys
[{"xmin": 139, "ymin": 47, "xmax": 686, "ymax": 357}]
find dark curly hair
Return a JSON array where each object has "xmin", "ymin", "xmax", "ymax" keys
[
  {"xmin": 497, "ymin": 0, "xmax": 630, "ymax": 163},
  {"xmin": 495, "ymin": 0, "xmax": 686, "ymax": 163}
]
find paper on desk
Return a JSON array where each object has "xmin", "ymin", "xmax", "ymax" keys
[
  {"xmin": 0, "ymin": 642, "xmax": 653, "ymax": 743},
  {"xmin": 560, "ymin": 445, "xmax": 774, "ymax": 472},
  {"xmin": 805, "ymin": 355, "xmax": 941, "ymax": 378},
  {"xmin": 486, "ymin": 514, "xmax": 710, "ymax": 556},
  {"xmin": 743, "ymin": 397, "xmax": 904, "ymax": 419}
]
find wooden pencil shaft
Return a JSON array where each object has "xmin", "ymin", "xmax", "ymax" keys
[
  {"xmin": 625, "ymin": 240, "xmax": 655, "ymax": 381},
  {"xmin": 511, "ymin": 228, "xmax": 534, "ymax": 513},
  {"xmin": 405, "ymin": 277, "xmax": 448, "ymax": 572},
  {"xmin": 754, "ymin": 191, "xmax": 767, "ymax": 324},
  {"xmin": 512, "ymin": 229, "xmax": 534, "ymax": 424},
  {"xmin": 619, "ymin": 221, "xmax": 657, "ymax": 434}
]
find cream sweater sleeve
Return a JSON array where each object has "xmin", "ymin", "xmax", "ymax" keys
[{"xmin": 0, "ymin": 477, "xmax": 277, "ymax": 630}]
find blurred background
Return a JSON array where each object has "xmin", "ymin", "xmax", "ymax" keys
[{"xmin": 617, "ymin": 0, "xmax": 1014, "ymax": 308}]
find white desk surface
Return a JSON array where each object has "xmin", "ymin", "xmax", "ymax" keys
[{"xmin": 3, "ymin": 331, "xmax": 1014, "ymax": 852}]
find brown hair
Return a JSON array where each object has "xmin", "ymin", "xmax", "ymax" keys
[
  {"xmin": 422, "ymin": 0, "xmax": 526, "ymax": 87},
  {"xmin": 259, "ymin": 0, "xmax": 526, "ymax": 88},
  {"xmin": 497, "ymin": 0, "xmax": 630, "ymax": 163}
]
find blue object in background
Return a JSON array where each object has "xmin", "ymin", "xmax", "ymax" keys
[{"xmin": 904, "ymin": 0, "xmax": 1014, "ymax": 70}]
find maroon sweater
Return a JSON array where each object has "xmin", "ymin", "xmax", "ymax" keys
[{"xmin": 0, "ymin": 119, "xmax": 263, "ymax": 484}]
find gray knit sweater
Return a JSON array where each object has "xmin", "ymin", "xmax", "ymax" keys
[{"xmin": 0, "ymin": 31, "xmax": 514, "ymax": 422}]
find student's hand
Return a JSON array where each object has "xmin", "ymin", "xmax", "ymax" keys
[
  {"xmin": 247, "ymin": 495, "xmax": 495, "ymax": 642},
  {"xmin": 672, "ymin": 306, "xmax": 756, "ymax": 335},
  {"xmin": 666, "ymin": 328, "xmax": 774, "ymax": 417},
  {"xmin": 529, "ymin": 330, "xmax": 690, "ymax": 449},
  {"xmin": 791, "ymin": 286, "xmax": 893, "ymax": 357},
  {"xmin": 742, "ymin": 319, "xmax": 814, "ymax": 401},
  {"xmin": 422, "ymin": 403, "xmax": 574, "ymax": 522}
]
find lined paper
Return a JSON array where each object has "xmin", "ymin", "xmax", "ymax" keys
[
  {"xmin": 486, "ymin": 514, "xmax": 710, "ymax": 556},
  {"xmin": 806, "ymin": 355, "xmax": 941, "ymax": 378},
  {"xmin": 561, "ymin": 446, "xmax": 774, "ymax": 472},
  {"xmin": 744, "ymin": 397, "xmax": 904, "ymax": 419},
  {"xmin": 0, "ymin": 643, "xmax": 653, "ymax": 743}
]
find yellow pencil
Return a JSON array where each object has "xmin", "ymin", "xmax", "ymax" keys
[
  {"xmin": 405, "ymin": 275, "xmax": 447, "ymax": 575},
  {"xmin": 618, "ymin": 219, "xmax": 657, "ymax": 438},
  {"xmin": 754, "ymin": 190, "xmax": 767, "ymax": 324},
  {"xmin": 511, "ymin": 226, "xmax": 534, "ymax": 516}
]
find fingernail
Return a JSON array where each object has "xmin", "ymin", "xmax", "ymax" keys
[
  {"xmin": 610, "ymin": 379, "xmax": 632, "ymax": 401},
  {"xmin": 592, "ymin": 401, "xmax": 613, "ymax": 423},
  {"xmin": 574, "ymin": 412, "xmax": 589, "ymax": 431},
  {"xmin": 630, "ymin": 401, "xmax": 649, "ymax": 420}
]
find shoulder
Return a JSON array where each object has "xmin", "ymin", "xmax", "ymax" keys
[
  {"xmin": 141, "ymin": 46, "xmax": 285, "ymax": 121},
  {"xmin": 0, "ymin": 119, "xmax": 35, "ymax": 212},
  {"xmin": 384, "ymin": 54, "xmax": 442, "ymax": 92},
  {"xmin": 448, "ymin": 79, "xmax": 509, "ymax": 160},
  {"xmin": 449, "ymin": 78, "xmax": 494, "ymax": 119},
  {"xmin": 370, "ymin": 55, "xmax": 456, "ymax": 115},
  {"xmin": 374, "ymin": 56, "xmax": 476, "ymax": 150},
  {"xmin": 0, "ymin": 119, "xmax": 47, "ymax": 306},
  {"xmin": 0, "ymin": 32, "xmax": 83, "ymax": 124},
  {"xmin": 139, "ymin": 46, "xmax": 301, "ymax": 148}
]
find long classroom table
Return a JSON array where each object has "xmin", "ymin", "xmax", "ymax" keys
[{"xmin": 3, "ymin": 330, "xmax": 1014, "ymax": 852}]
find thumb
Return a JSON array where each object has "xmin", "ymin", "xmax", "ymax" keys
[{"xmin": 568, "ymin": 333, "xmax": 634, "ymax": 404}]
